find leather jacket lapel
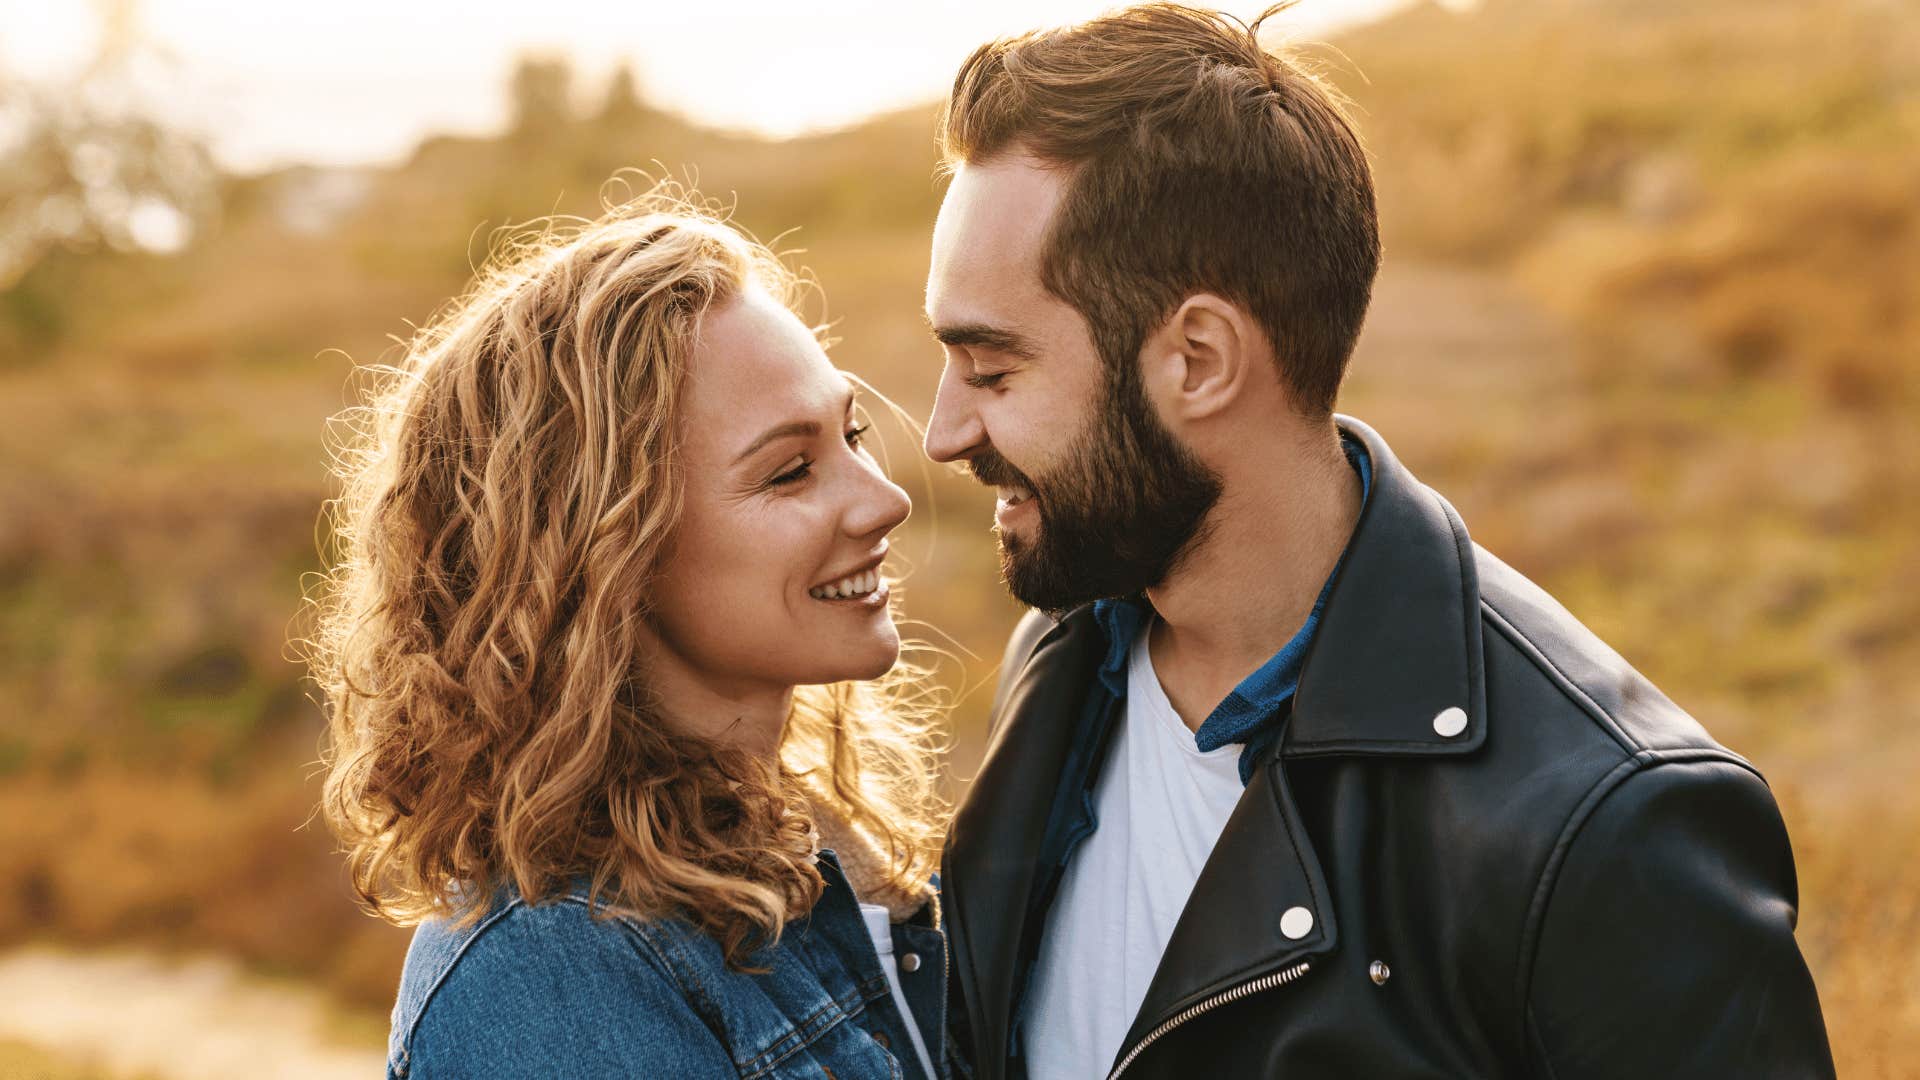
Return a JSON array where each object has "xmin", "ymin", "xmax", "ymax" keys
[
  {"xmin": 1115, "ymin": 746, "xmax": 1337, "ymax": 1065},
  {"xmin": 1287, "ymin": 416, "xmax": 1487, "ymax": 758},
  {"xmin": 943, "ymin": 607, "xmax": 1104, "ymax": 1077}
]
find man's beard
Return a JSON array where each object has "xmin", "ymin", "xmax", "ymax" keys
[{"xmin": 968, "ymin": 372, "xmax": 1223, "ymax": 614}]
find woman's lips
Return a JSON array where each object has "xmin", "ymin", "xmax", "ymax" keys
[
  {"xmin": 808, "ymin": 568, "xmax": 889, "ymax": 608},
  {"xmin": 810, "ymin": 580, "xmax": 890, "ymax": 609}
]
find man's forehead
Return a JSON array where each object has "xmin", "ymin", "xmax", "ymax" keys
[
  {"xmin": 929, "ymin": 154, "xmax": 1064, "ymax": 317},
  {"xmin": 936, "ymin": 155, "xmax": 1062, "ymax": 257}
]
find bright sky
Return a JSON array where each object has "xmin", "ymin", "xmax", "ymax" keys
[{"xmin": 2, "ymin": 0, "xmax": 1423, "ymax": 173}]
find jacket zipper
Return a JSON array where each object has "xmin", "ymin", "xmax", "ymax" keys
[
  {"xmin": 942, "ymin": 929, "xmax": 957, "ymax": 1080},
  {"xmin": 1105, "ymin": 960, "xmax": 1312, "ymax": 1080}
]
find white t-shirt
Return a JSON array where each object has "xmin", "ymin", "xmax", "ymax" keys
[
  {"xmin": 858, "ymin": 902, "xmax": 939, "ymax": 1080},
  {"xmin": 1020, "ymin": 624, "xmax": 1246, "ymax": 1079}
]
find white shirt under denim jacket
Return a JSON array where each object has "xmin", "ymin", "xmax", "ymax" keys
[{"xmin": 387, "ymin": 800, "xmax": 948, "ymax": 1079}]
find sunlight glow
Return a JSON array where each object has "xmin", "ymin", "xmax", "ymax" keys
[{"xmin": 0, "ymin": 0, "xmax": 1419, "ymax": 173}]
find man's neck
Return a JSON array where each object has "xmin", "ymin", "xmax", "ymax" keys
[{"xmin": 1145, "ymin": 424, "xmax": 1362, "ymax": 732}]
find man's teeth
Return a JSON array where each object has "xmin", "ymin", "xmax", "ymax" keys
[
  {"xmin": 809, "ymin": 569, "xmax": 882, "ymax": 600},
  {"xmin": 996, "ymin": 485, "xmax": 1034, "ymax": 505}
]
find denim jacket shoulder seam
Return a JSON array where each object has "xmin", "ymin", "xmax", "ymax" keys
[
  {"xmin": 616, "ymin": 903, "xmax": 893, "ymax": 1076},
  {"xmin": 603, "ymin": 907, "xmax": 731, "ymax": 1025},
  {"xmin": 396, "ymin": 896, "xmax": 528, "ymax": 1061},
  {"xmin": 734, "ymin": 969, "xmax": 890, "ymax": 1078}
]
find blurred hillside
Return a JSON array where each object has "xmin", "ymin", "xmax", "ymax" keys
[{"xmin": 1, "ymin": 0, "xmax": 1915, "ymax": 1074}]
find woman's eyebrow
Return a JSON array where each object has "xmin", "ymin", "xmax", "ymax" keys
[
  {"xmin": 731, "ymin": 388, "xmax": 858, "ymax": 466},
  {"xmin": 732, "ymin": 420, "xmax": 820, "ymax": 466}
]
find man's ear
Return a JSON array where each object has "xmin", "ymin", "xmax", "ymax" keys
[{"xmin": 1140, "ymin": 293, "xmax": 1259, "ymax": 422}]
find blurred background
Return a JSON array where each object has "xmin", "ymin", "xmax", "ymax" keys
[{"xmin": 1, "ymin": 0, "xmax": 1914, "ymax": 1075}]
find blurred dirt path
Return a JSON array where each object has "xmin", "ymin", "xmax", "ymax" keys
[
  {"xmin": 0, "ymin": 946, "xmax": 383, "ymax": 1080},
  {"xmin": 1344, "ymin": 260, "xmax": 1584, "ymax": 451}
]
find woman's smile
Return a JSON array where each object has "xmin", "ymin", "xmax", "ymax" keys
[
  {"xmin": 809, "ymin": 571, "xmax": 889, "ymax": 605},
  {"xmin": 809, "ymin": 548, "xmax": 891, "ymax": 605}
]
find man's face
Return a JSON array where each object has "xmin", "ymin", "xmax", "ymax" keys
[{"xmin": 923, "ymin": 153, "xmax": 1221, "ymax": 613}]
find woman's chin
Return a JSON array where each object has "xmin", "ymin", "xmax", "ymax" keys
[{"xmin": 811, "ymin": 631, "xmax": 901, "ymax": 685}]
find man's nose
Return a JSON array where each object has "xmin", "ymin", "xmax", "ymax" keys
[{"xmin": 923, "ymin": 361, "xmax": 985, "ymax": 463}]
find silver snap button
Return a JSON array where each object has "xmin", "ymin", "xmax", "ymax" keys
[
  {"xmin": 1279, "ymin": 906, "xmax": 1314, "ymax": 940},
  {"xmin": 1432, "ymin": 706, "xmax": 1468, "ymax": 738},
  {"xmin": 1369, "ymin": 960, "xmax": 1391, "ymax": 985},
  {"xmin": 899, "ymin": 951, "xmax": 922, "ymax": 973}
]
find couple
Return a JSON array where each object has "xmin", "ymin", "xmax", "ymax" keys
[{"xmin": 314, "ymin": 5, "xmax": 1834, "ymax": 1078}]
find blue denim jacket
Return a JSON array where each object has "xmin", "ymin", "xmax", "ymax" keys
[{"xmin": 388, "ymin": 851, "xmax": 948, "ymax": 1079}]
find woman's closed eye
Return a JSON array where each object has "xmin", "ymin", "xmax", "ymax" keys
[{"xmin": 767, "ymin": 424, "xmax": 872, "ymax": 488}]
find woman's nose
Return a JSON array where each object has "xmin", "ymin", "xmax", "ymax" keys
[{"xmin": 846, "ymin": 461, "xmax": 912, "ymax": 540}]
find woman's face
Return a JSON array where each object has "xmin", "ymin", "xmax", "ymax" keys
[{"xmin": 644, "ymin": 284, "xmax": 912, "ymax": 713}]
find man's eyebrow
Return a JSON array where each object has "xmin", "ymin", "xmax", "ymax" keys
[
  {"xmin": 732, "ymin": 420, "xmax": 820, "ymax": 466},
  {"xmin": 928, "ymin": 321, "xmax": 1037, "ymax": 360}
]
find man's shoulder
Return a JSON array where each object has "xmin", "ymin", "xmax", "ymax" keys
[
  {"xmin": 1471, "ymin": 543, "xmax": 1738, "ymax": 766},
  {"xmin": 1004, "ymin": 608, "xmax": 1059, "ymax": 675},
  {"xmin": 987, "ymin": 607, "xmax": 1080, "ymax": 742}
]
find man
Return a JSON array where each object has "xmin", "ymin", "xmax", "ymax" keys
[{"xmin": 922, "ymin": 4, "xmax": 1834, "ymax": 1078}]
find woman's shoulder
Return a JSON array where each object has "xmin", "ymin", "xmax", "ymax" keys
[{"xmin": 388, "ymin": 885, "xmax": 724, "ymax": 1076}]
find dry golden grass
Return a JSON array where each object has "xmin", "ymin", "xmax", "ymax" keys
[{"xmin": 0, "ymin": 770, "xmax": 412, "ymax": 1009}]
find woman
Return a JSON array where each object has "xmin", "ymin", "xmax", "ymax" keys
[{"xmin": 309, "ymin": 188, "xmax": 950, "ymax": 1078}]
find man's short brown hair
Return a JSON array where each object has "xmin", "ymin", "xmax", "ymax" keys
[{"xmin": 941, "ymin": 2, "xmax": 1379, "ymax": 416}]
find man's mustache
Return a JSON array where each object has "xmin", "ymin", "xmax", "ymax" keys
[{"xmin": 965, "ymin": 448, "xmax": 1037, "ymax": 494}]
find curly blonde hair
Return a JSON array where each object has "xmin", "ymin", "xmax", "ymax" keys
[{"xmin": 306, "ymin": 186, "xmax": 946, "ymax": 964}]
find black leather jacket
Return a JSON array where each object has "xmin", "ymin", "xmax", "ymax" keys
[{"xmin": 941, "ymin": 417, "xmax": 1834, "ymax": 1079}]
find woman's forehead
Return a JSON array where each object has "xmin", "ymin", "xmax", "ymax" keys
[{"xmin": 686, "ymin": 289, "xmax": 847, "ymax": 452}]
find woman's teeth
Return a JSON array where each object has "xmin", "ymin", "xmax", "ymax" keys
[{"xmin": 810, "ymin": 569, "xmax": 882, "ymax": 601}]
